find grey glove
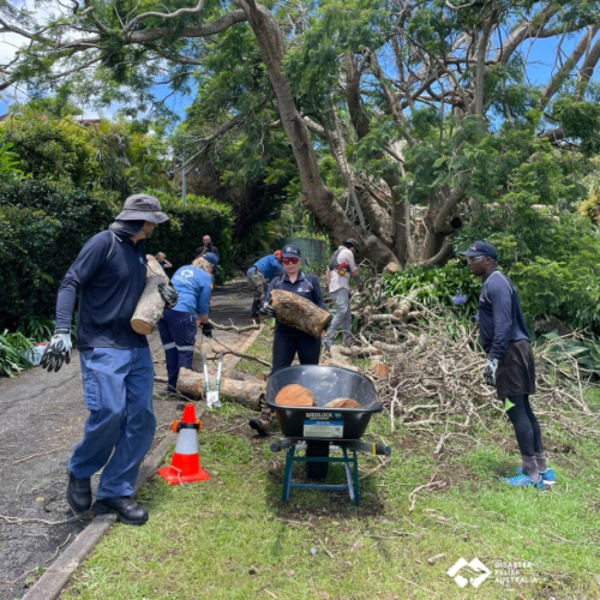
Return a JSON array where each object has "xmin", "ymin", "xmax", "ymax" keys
[
  {"xmin": 40, "ymin": 330, "xmax": 72, "ymax": 372},
  {"xmin": 158, "ymin": 282, "xmax": 178, "ymax": 308},
  {"xmin": 483, "ymin": 357, "xmax": 498, "ymax": 386},
  {"xmin": 260, "ymin": 300, "xmax": 276, "ymax": 318}
]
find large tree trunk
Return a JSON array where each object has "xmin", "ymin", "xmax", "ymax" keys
[
  {"xmin": 130, "ymin": 255, "xmax": 169, "ymax": 335},
  {"xmin": 237, "ymin": 0, "xmax": 393, "ymax": 268},
  {"xmin": 177, "ymin": 367, "xmax": 265, "ymax": 408}
]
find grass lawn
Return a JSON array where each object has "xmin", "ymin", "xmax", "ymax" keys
[{"xmin": 61, "ymin": 330, "xmax": 600, "ymax": 600}]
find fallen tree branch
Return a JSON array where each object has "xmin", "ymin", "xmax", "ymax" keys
[
  {"xmin": 408, "ymin": 477, "xmax": 446, "ymax": 512},
  {"xmin": 195, "ymin": 340, "xmax": 272, "ymax": 367},
  {"xmin": 209, "ymin": 319, "xmax": 261, "ymax": 333},
  {"xmin": 0, "ymin": 514, "xmax": 78, "ymax": 525}
]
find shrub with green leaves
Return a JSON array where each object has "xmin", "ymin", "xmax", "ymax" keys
[
  {"xmin": 16, "ymin": 318, "xmax": 56, "ymax": 343},
  {"xmin": 0, "ymin": 139, "xmax": 24, "ymax": 181},
  {"xmin": 511, "ymin": 257, "xmax": 600, "ymax": 333},
  {"xmin": 536, "ymin": 330, "xmax": 600, "ymax": 379},
  {"xmin": 384, "ymin": 259, "xmax": 481, "ymax": 321},
  {"xmin": 0, "ymin": 329, "xmax": 35, "ymax": 377},
  {"xmin": 0, "ymin": 179, "xmax": 117, "ymax": 330},
  {"xmin": 145, "ymin": 192, "xmax": 234, "ymax": 283}
]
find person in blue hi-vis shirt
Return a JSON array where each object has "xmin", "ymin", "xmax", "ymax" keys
[
  {"xmin": 158, "ymin": 252, "xmax": 218, "ymax": 394},
  {"xmin": 246, "ymin": 250, "xmax": 283, "ymax": 318}
]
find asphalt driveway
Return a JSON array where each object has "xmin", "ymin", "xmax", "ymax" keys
[{"xmin": 0, "ymin": 279, "xmax": 257, "ymax": 600}]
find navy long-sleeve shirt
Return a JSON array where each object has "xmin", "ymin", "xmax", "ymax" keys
[
  {"xmin": 478, "ymin": 269, "xmax": 530, "ymax": 359},
  {"xmin": 266, "ymin": 271, "xmax": 327, "ymax": 335},
  {"xmin": 55, "ymin": 227, "xmax": 148, "ymax": 350}
]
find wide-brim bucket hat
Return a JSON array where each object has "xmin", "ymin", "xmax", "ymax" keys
[{"xmin": 116, "ymin": 194, "xmax": 169, "ymax": 224}]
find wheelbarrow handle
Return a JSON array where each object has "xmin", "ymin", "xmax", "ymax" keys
[
  {"xmin": 375, "ymin": 443, "xmax": 392, "ymax": 456},
  {"xmin": 343, "ymin": 440, "xmax": 391, "ymax": 456}
]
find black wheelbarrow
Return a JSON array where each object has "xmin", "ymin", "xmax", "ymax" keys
[{"xmin": 266, "ymin": 365, "xmax": 391, "ymax": 505}]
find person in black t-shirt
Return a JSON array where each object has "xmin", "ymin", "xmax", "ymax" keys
[{"xmin": 194, "ymin": 234, "xmax": 219, "ymax": 259}]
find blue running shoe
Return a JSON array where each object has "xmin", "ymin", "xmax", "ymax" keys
[
  {"xmin": 500, "ymin": 473, "xmax": 545, "ymax": 489},
  {"xmin": 515, "ymin": 467, "xmax": 556, "ymax": 485}
]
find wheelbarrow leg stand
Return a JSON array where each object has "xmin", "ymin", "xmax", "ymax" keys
[
  {"xmin": 280, "ymin": 442, "xmax": 360, "ymax": 506},
  {"xmin": 342, "ymin": 446, "xmax": 360, "ymax": 506},
  {"xmin": 281, "ymin": 444, "xmax": 296, "ymax": 503}
]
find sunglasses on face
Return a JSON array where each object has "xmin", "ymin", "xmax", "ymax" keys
[
  {"xmin": 283, "ymin": 257, "xmax": 300, "ymax": 265},
  {"xmin": 467, "ymin": 256, "xmax": 486, "ymax": 263}
]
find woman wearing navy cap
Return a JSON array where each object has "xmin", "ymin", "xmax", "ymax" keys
[
  {"xmin": 158, "ymin": 253, "xmax": 218, "ymax": 394},
  {"xmin": 249, "ymin": 244, "xmax": 328, "ymax": 435}
]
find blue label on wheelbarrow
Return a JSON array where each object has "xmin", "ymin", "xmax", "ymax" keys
[{"xmin": 303, "ymin": 420, "xmax": 344, "ymax": 438}]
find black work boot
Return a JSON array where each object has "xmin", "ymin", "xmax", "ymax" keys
[
  {"xmin": 66, "ymin": 471, "xmax": 92, "ymax": 513},
  {"xmin": 249, "ymin": 409, "xmax": 274, "ymax": 436},
  {"xmin": 93, "ymin": 496, "xmax": 149, "ymax": 525}
]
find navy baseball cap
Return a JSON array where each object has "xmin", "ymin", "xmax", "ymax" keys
[
  {"xmin": 203, "ymin": 252, "xmax": 219, "ymax": 266},
  {"xmin": 460, "ymin": 241, "xmax": 498, "ymax": 260},
  {"xmin": 281, "ymin": 245, "xmax": 301, "ymax": 259}
]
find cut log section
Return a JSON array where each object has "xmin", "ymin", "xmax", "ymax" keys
[
  {"xmin": 324, "ymin": 398, "xmax": 361, "ymax": 408},
  {"xmin": 130, "ymin": 254, "xmax": 170, "ymax": 335},
  {"xmin": 383, "ymin": 262, "xmax": 402, "ymax": 274},
  {"xmin": 177, "ymin": 367, "xmax": 265, "ymax": 409},
  {"xmin": 270, "ymin": 289, "xmax": 332, "ymax": 337},
  {"xmin": 274, "ymin": 384, "xmax": 315, "ymax": 407}
]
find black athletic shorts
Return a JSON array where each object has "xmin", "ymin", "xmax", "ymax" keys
[{"xmin": 496, "ymin": 339, "xmax": 536, "ymax": 399}]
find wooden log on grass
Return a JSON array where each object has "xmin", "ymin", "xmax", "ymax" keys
[
  {"xmin": 270, "ymin": 289, "xmax": 332, "ymax": 337},
  {"xmin": 177, "ymin": 367, "xmax": 265, "ymax": 409},
  {"xmin": 130, "ymin": 255, "xmax": 170, "ymax": 335}
]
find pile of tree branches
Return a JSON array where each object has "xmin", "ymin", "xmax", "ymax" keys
[{"xmin": 343, "ymin": 286, "xmax": 599, "ymax": 450}]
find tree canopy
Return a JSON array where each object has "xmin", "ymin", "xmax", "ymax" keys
[{"xmin": 2, "ymin": 0, "xmax": 600, "ymax": 267}]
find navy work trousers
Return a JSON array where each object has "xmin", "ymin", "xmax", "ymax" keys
[
  {"xmin": 69, "ymin": 346, "xmax": 156, "ymax": 500},
  {"xmin": 272, "ymin": 328, "xmax": 321, "ymax": 373},
  {"xmin": 158, "ymin": 308, "xmax": 198, "ymax": 392}
]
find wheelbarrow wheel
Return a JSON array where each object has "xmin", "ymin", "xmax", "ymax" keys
[{"xmin": 305, "ymin": 441, "xmax": 329, "ymax": 480}]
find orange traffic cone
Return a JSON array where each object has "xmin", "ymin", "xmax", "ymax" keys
[{"xmin": 158, "ymin": 403, "xmax": 210, "ymax": 485}]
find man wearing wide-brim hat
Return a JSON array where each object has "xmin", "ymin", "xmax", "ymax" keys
[
  {"xmin": 40, "ymin": 194, "xmax": 179, "ymax": 525},
  {"xmin": 460, "ymin": 240, "xmax": 555, "ymax": 490}
]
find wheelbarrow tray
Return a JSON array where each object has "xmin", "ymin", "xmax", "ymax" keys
[{"xmin": 266, "ymin": 365, "xmax": 381, "ymax": 440}]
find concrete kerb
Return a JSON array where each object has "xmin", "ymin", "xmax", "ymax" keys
[
  {"xmin": 22, "ymin": 325, "xmax": 265, "ymax": 600},
  {"xmin": 21, "ymin": 431, "xmax": 174, "ymax": 600}
]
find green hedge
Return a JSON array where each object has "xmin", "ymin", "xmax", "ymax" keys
[
  {"xmin": 144, "ymin": 192, "xmax": 234, "ymax": 283},
  {"xmin": 0, "ymin": 183, "xmax": 234, "ymax": 330},
  {"xmin": 0, "ymin": 180, "xmax": 118, "ymax": 330}
]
